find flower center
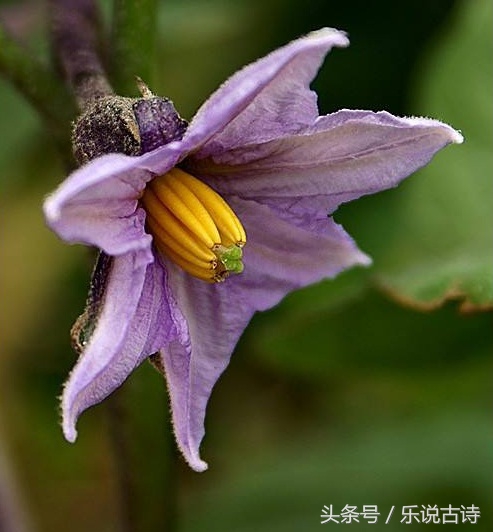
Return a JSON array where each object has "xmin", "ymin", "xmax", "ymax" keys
[{"xmin": 141, "ymin": 168, "xmax": 246, "ymax": 283}]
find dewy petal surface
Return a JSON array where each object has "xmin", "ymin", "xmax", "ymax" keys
[
  {"xmin": 63, "ymin": 256, "xmax": 185, "ymax": 441},
  {"xmin": 184, "ymin": 28, "xmax": 349, "ymax": 154},
  {"xmin": 191, "ymin": 111, "xmax": 463, "ymax": 217}
]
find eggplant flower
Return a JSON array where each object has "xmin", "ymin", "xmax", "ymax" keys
[{"xmin": 43, "ymin": 28, "xmax": 462, "ymax": 471}]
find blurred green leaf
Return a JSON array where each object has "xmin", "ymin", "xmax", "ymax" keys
[
  {"xmin": 342, "ymin": 0, "xmax": 492, "ymax": 311},
  {"xmin": 248, "ymin": 286, "xmax": 490, "ymax": 379},
  {"xmin": 183, "ymin": 410, "xmax": 493, "ymax": 532},
  {"xmin": 0, "ymin": 80, "xmax": 38, "ymax": 180}
]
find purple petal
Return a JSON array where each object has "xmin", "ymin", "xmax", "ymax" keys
[
  {"xmin": 43, "ymin": 142, "xmax": 189, "ymax": 256},
  {"xmin": 228, "ymin": 196, "xmax": 370, "ymax": 310},
  {"xmin": 155, "ymin": 196, "xmax": 368, "ymax": 472},
  {"xmin": 62, "ymin": 255, "xmax": 182, "ymax": 441},
  {"xmin": 157, "ymin": 261, "xmax": 257, "ymax": 472},
  {"xmin": 185, "ymin": 28, "xmax": 349, "ymax": 155},
  {"xmin": 192, "ymin": 111, "xmax": 463, "ymax": 215},
  {"xmin": 44, "ymin": 154, "xmax": 150, "ymax": 255}
]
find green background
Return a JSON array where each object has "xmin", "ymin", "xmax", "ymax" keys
[{"xmin": 0, "ymin": 0, "xmax": 491, "ymax": 530}]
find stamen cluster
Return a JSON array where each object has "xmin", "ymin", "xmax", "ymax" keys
[{"xmin": 141, "ymin": 168, "xmax": 246, "ymax": 282}]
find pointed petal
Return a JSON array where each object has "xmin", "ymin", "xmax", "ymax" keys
[
  {"xmin": 157, "ymin": 263, "xmax": 256, "ymax": 472},
  {"xmin": 62, "ymin": 255, "xmax": 181, "ymax": 441},
  {"xmin": 155, "ymin": 195, "xmax": 368, "ymax": 472},
  {"xmin": 193, "ymin": 110, "xmax": 463, "ymax": 215},
  {"xmin": 228, "ymin": 196, "xmax": 370, "ymax": 310},
  {"xmin": 185, "ymin": 28, "xmax": 349, "ymax": 154}
]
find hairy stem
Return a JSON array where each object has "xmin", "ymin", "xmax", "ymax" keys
[
  {"xmin": 111, "ymin": 0, "xmax": 158, "ymax": 95},
  {"xmin": 49, "ymin": 0, "xmax": 113, "ymax": 109}
]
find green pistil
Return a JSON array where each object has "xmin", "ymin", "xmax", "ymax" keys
[{"xmin": 214, "ymin": 244, "xmax": 244, "ymax": 275}]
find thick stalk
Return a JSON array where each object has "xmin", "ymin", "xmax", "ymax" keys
[{"xmin": 49, "ymin": 0, "xmax": 113, "ymax": 109}]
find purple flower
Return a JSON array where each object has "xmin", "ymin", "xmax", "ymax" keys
[{"xmin": 43, "ymin": 28, "xmax": 462, "ymax": 472}]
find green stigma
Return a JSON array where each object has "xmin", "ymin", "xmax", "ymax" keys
[{"xmin": 214, "ymin": 244, "xmax": 244, "ymax": 276}]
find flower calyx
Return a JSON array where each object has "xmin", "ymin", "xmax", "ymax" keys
[{"xmin": 72, "ymin": 79, "xmax": 187, "ymax": 164}]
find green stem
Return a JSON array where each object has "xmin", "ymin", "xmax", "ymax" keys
[
  {"xmin": 111, "ymin": 0, "xmax": 158, "ymax": 95},
  {"xmin": 0, "ymin": 23, "xmax": 75, "ymax": 149},
  {"xmin": 107, "ymin": 363, "xmax": 178, "ymax": 532}
]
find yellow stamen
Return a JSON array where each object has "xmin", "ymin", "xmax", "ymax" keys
[
  {"xmin": 150, "ymin": 176, "xmax": 219, "ymax": 248},
  {"xmin": 155, "ymin": 240, "xmax": 220, "ymax": 283},
  {"xmin": 167, "ymin": 168, "xmax": 246, "ymax": 246},
  {"xmin": 141, "ymin": 168, "xmax": 246, "ymax": 283},
  {"xmin": 141, "ymin": 189, "xmax": 216, "ymax": 263},
  {"xmin": 146, "ymin": 214, "xmax": 216, "ymax": 269}
]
